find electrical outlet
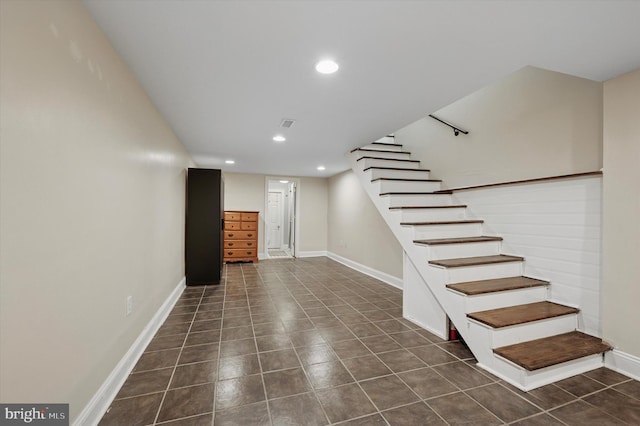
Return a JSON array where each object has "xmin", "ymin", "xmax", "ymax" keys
[{"xmin": 126, "ymin": 296, "xmax": 133, "ymax": 316}]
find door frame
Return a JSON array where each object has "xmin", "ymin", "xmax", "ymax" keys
[{"xmin": 265, "ymin": 176, "xmax": 300, "ymax": 258}]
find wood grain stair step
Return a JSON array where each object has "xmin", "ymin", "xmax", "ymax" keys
[
  {"xmin": 467, "ymin": 301, "xmax": 578, "ymax": 328},
  {"xmin": 415, "ymin": 236, "xmax": 503, "ymax": 246},
  {"xmin": 400, "ymin": 219, "xmax": 480, "ymax": 226},
  {"xmin": 383, "ymin": 191, "xmax": 453, "ymax": 197},
  {"xmin": 351, "ymin": 148, "xmax": 411, "ymax": 154},
  {"xmin": 370, "ymin": 142, "xmax": 402, "ymax": 148},
  {"xmin": 446, "ymin": 276, "xmax": 549, "ymax": 295},
  {"xmin": 389, "ymin": 205, "xmax": 467, "ymax": 210},
  {"xmin": 356, "ymin": 156, "xmax": 419, "ymax": 164},
  {"xmin": 494, "ymin": 331, "xmax": 611, "ymax": 370},
  {"xmin": 371, "ymin": 177, "xmax": 442, "ymax": 182},
  {"xmin": 429, "ymin": 254, "xmax": 519, "ymax": 268},
  {"xmin": 364, "ymin": 166, "xmax": 430, "ymax": 172}
]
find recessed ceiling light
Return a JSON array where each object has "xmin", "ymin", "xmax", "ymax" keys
[
  {"xmin": 225, "ymin": 160, "xmax": 235, "ymax": 164},
  {"xmin": 317, "ymin": 166, "xmax": 326, "ymax": 171},
  {"xmin": 273, "ymin": 135, "xmax": 286, "ymax": 142},
  {"xmin": 280, "ymin": 180, "xmax": 289, "ymax": 184},
  {"xmin": 315, "ymin": 59, "xmax": 339, "ymax": 74}
]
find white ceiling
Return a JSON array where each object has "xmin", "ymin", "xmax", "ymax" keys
[{"xmin": 84, "ymin": 0, "xmax": 640, "ymax": 178}]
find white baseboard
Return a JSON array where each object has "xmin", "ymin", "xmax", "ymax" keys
[
  {"xmin": 402, "ymin": 314, "xmax": 448, "ymax": 340},
  {"xmin": 605, "ymin": 349, "xmax": 640, "ymax": 381},
  {"xmin": 74, "ymin": 278, "xmax": 186, "ymax": 426},
  {"xmin": 298, "ymin": 250, "xmax": 328, "ymax": 258},
  {"xmin": 258, "ymin": 251, "xmax": 267, "ymax": 260},
  {"xmin": 327, "ymin": 251, "xmax": 403, "ymax": 289}
]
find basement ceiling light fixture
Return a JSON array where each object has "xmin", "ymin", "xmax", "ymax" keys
[
  {"xmin": 273, "ymin": 135, "xmax": 286, "ymax": 142},
  {"xmin": 225, "ymin": 160, "xmax": 235, "ymax": 164},
  {"xmin": 317, "ymin": 165, "xmax": 326, "ymax": 171},
  {"xmin": 315, "ymin": 59, "xmax": 339, "ymax": 74}
]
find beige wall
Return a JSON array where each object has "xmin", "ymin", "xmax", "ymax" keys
[
  {"xmin": 328, "ymin": 171, "xmax": 403, "ymax": 278},
  {"xmin": 395, "ymin": 66, "xmax": 603, "ymax": 188},
  {"xmin": 602, "ymin": 69, "xmax": 640, "ymax": 358},
  {"xmin": 223, "ymin": 172, "xmax": 267, "ymax": 251},
  {"xmin": 223, "ymin": 173, "xmax": 328, "ymax": 255},
  {"xmin": 0, "ymin": 1, "xmax": 193, "ymax": 421},
  {"xmin": 298, "ymin": 177, "xmax": 329, "ymax": 253}
]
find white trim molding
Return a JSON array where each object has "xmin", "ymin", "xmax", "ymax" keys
[
  {"xmin": 74, "ymin": 278, "xmax": 186, "ymax": 426},
  {"xmin": 298, "ymin": 250, "xmax": 328, "ymax": 258},
  {"xmin": 327, "ymin": 251, "xmax": 403, "ymax": 289},
  {"xmin": 605, "ymin": 349, "xmax": 640, "ymax": 381}
]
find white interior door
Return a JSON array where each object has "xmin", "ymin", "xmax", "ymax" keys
[{"xmin": 267, "ymin": 191, "xmax": 283, "ymax": 249}]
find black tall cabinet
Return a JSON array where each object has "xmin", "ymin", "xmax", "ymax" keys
[{"xmin": 185, "ymin": 168, "xmax": 224, "ymax": 285}]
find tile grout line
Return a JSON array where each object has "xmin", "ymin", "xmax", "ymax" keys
[
  {"xmin": 153, "ymin": 286, "xmax": 206, "ymax": 425},
  {"xmin": 257, "ymin": 265, "xmax": 335, "ymax": 425},
  {"xmin": 245, "ymin": 263, "xmax": 275, "ymax": 426},
  {"xmin": 210, "ymin": 264, "xmax": 228, "ymax": 426}
]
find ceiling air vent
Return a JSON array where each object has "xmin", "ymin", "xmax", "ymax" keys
[{"xmin": 280, "ymin": 118, "xmax": 296, "ymax": 128}]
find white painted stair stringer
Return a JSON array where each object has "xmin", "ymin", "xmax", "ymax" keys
[{"xmin": 350, "ymin": 152, "xmax": 474, "ymax": 345}]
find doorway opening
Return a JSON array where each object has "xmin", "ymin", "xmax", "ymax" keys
[{"xmin": 265, "ymin": 177, "xmax": 299, "ymax": 259}]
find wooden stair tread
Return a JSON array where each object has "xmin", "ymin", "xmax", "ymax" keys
[
  {"xmin": 351, "ymin": 148, "xmax": 411, "ymax": 154},
  {"xmin": 370, "ymin": 142, "xmax": 402, "ymax": 147},
  {"xmin": 389, "ymin": 205, "xmax": 467, "ymax": 210},
  {"xmin": 447, "ymin": 276, "xmax": 549, "ymax": 295},
  {"xmin": 494, "ymin": 331, "xmax": 611, "ymax": 370},
  {"xmin": 382, "ymin": 191, "xmax": 453, "ymax": 196},
  {"xmin": 371, "ymin": 177, "xmax": 442, "ymax": 182},
  {"xmin": 363, "ymin": 166, "xmax": 430, "ymax": 172},
  {"xmin": 468, "ymin": 301, "xmax": 578, "ymax": 328},
  {"xmin": 401, "ymin": 219, "xmax": 483, "ymax": 226},
  {"xmin": 429, "ymin": 254, "xmax": 521, "ymax": 267},
  {"xmin": 415, "ymin": 236, "xmax": 503, "ymax": 245},
  {"xmin": 356, "ymin": 156, "xmax": 419, "ymax": 163}
]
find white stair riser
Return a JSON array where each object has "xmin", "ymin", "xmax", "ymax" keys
[
  {"xmin": 366, "ymin": 169, "xmax": 431, "ymax": 180},
  {"xmin": 426, "ymin": 241, "xmax": 501, "ymax": 259},
  {"xmin": 468, "ymin": 314, "xmax": 577, "ymax": 348},
  {"xmin": 441, "ymin": 261, "xmax": 523, "ymax": 283},
  {"xmin": 359, "ymin": 158, "xmax": 420, "ymax": 169},
  {"xmin": 383, "ymin": 194, "xmax": 453, "ymax": 207},
  {"xmin": 483, "ymin": 353, "xmax": 604, "ymax": 391},
  {"xmin": 395, "ymin": 207, "xmax": 467, "ymax": 222},
  {"xmin": 375, "ymin": 180, "xmax": 442, "ymax": 193},
  {"xmin": 448, "ymin": 286, "xmax": 548, "ymax": 313},
  {"xmin": 355, "ymin": 150, "xmax": 411, "ymax": 160},
  {"xmin": 411, "ymin": 222, "xmax": 484, "ymax": 239},
  {"xmin": 361, "ymin": 143, "xmax": 403, "ymax": 152}
]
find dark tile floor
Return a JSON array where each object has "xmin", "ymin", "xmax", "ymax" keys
[{"xmin": 100, "ymin": 257, "xmax": 640, "ymax": 425}]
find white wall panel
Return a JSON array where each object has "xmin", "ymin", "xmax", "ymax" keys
[{"xmin": 452, "ymin": 176, "xmax": 602, "ymax": 336}]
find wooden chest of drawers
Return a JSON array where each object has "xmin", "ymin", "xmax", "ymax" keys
[{"xmin": 223, "ymin": 210, "xmax": 259, "ymax": 263}]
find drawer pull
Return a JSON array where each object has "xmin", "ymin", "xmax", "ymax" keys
[
  {"xmin": 228, "ymin": 242, "xmax": 234, "ymax": 246},
  {"xmin": 247, "ymin": 233, "xmax": 253, "ymax": 237},
  {"xmin": 227, "ymin": 251, "xmax": 233, "ymax": 255},
  {"xmin": 228, "ymin": 233, "xmax": 234, "ymax": 237},
  {"xmin": 247, "ymin": 242, "xmax": 253, "ymax": 246},
  {"xmin": 247, "ymin": 251, "xmax": 252, "ymax": 255}
]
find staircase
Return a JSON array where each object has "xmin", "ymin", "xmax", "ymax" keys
[{"xmin": 348, "ymin": 137, "xmax": 611, "ymax": 391}]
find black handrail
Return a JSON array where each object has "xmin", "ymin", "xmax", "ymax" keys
[{"xmin": 428, "ymin": 114, "xmax": 469, "ymax": 136}]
